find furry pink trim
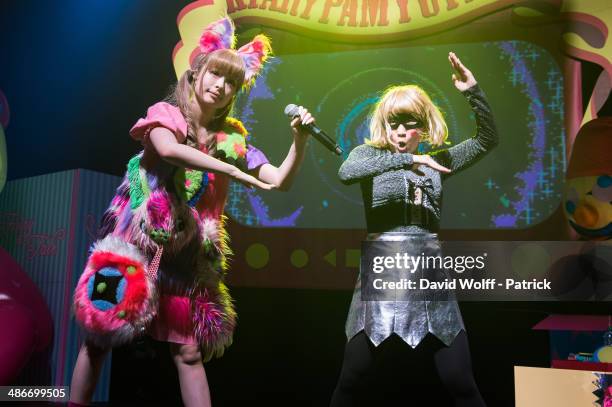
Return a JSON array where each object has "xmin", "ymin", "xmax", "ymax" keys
[
  {"xmin": 236, "ymin": 34, "xmax": 272, "ymax": 88},
  {"xmin": 73, "ymin": 236, "xmax": 157, "ymax": 347},
  {"xmin": 198, "ymin": 17, "xmax": 236, "ymax": 55},
  {"xmin": 193, "ymin": 284, "xmax": 236, "ymax": 362}
]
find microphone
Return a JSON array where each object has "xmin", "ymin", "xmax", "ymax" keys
[{"xmin": 284, "ymin": 104, "xmax": 343, "ymax": 156}]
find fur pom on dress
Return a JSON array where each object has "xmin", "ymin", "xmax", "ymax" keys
[{"xmin": 73, "ymin": 236, "xmax": 157, "ymax": 347}]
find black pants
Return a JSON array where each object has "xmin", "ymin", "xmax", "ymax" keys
[{"xmin": 330, "ymin": 330, "xmax": 486, "ymax": 406}]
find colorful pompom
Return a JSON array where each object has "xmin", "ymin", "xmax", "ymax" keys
[
  {"xmin": 236, "ymin": 34, "xmax": 273, "ymax": 88},
  {"xmin": 198, "ymin": 17, "xmax": 236, "ymax": 55},
  {"xmin": 73, "ymin": 236, "xmax": 157, "ymax": 347}
]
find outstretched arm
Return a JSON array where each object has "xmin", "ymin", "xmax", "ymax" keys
[
  {"xmin": 432, "ymin": 52, "xmax": 499, "ymax": 174},
  {"xmin": 148, "ymin": 127, "xmax": 274, "ymax": 190},
  {"xmin": 252, "ymin": 106, "xmax": 313, "ymax": 191}
]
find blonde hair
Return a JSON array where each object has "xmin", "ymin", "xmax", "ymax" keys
[
  {"xmin": 168, "ymin": 49, "xmax": 246, "ymax": 153},
  {"xmin": 366, "ymin": 85, "xmax": 448, "ymax": 150}
]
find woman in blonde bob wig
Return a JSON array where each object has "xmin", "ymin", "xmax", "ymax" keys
[
  {"xmin": 368, "ymin": 84, "xmax": 448, "ymax": 150},
  {"xmin": 332, "ymin": 52, "xmax": 498, "ymax": 406}
]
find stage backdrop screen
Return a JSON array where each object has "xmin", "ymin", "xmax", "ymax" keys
[{"xmin": 228, "ymin": 41, "xmax": 564, "ymax": 230}]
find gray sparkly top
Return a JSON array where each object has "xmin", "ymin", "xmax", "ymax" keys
[
  {"xmin": 338, "ymin": 84, "xmax": 498, "ymax": 234},
  {"xmin": 338, "ymin": 84, "xmax": 498, "ymax": 347}
]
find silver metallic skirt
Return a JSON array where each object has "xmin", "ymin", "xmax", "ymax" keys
[{"xmin": 345, "ymin": 232, "xmax": 465, "ymax": 348}]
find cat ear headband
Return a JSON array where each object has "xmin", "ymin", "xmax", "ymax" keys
[{"xmin": 189, "ymin": 16, "xmax": 272, "ymax": 89}]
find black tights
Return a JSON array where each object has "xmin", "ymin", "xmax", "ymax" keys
[{"xmin": 330, "ymin": 331, "xmax": 486, "ymax": 407}]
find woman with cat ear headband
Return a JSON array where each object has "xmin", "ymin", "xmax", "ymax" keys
[{"xmin": 69, "ymin": 17, "xmax": 315, "ymax": 407}]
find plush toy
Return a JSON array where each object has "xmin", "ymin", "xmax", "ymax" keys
[
  {"xmin": 545, "ymin": 117, "xmax": 612, "ymax": 301},
  {"xmin": 563, "ymin": 117, "xmax": 612, "ymax": 240}
]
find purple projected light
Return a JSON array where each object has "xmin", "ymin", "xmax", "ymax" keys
[
  {"xmin": 492, "ymin": 42, "xmax": 550, "ymax": 228},
  {"xmin": 247, "ymin": 190, "xmax": 303, "ymax": 227}
]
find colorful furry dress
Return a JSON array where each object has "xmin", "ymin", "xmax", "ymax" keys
[{"xmin": 73, "ymin": 102, "xmax": 268, "ymax": 361}]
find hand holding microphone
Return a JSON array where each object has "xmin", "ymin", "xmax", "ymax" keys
[
  {"xmin": 287, "ymin": 105, "xmax": 314, "ymax": 141},
  {"xmin": 285, "ymin": 104, "xmax": 343, "ymax": 156}
]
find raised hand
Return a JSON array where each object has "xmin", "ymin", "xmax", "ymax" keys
[{"xmin": 448, "ymin": 52, "xmax": 477, "ymax": 92}]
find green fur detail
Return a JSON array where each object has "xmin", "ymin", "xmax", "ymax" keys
[
  {"xmin": 174, "ymin": 168, "xmax": 204, "ymax": 202},
  {"xmin": 173, "ymin": 169, "xmax": 187, "ymax": 201},
  {"xmin": 203, "ymin": 238, "xmax": 215, "ymax": 255},
  {"xmin": 140, "ymin": 168, "xmax": 150, "ymax": 196},
  {"xmin": 149, "ymin": 228, "xmax": 170, "ymax": 244},
  {"xmin": 128, "ymin": 155, "xmax": 148, "ymax": 210},
  {"xmin": 217, "ymin": 131, "xmax": 246, "ymax": 161},
  {"xmin": 96, "ymin": 282, "xmax": 107, "ymax": 294}
]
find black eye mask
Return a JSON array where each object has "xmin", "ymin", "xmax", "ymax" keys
[{"xmin": 388, "ymin": 113, "xmax": 423, "ymax": 130}]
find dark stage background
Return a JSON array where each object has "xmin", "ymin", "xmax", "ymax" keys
[{"xmin": 1, "ymin": 1, "xmax": 610, "ymax": 406}]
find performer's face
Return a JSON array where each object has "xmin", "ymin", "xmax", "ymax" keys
[
  {"xmin": 387, "ymin": 113, "xmax": 422, "ymax": 153},
  {"xmin": 196, "ymin": 68, "xmax": 238, "ymax": 109}
]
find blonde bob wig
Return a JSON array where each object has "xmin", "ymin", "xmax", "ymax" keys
[{"xmin": 366, "ymin": 85, "xmax": 448, "ymax": 150}]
